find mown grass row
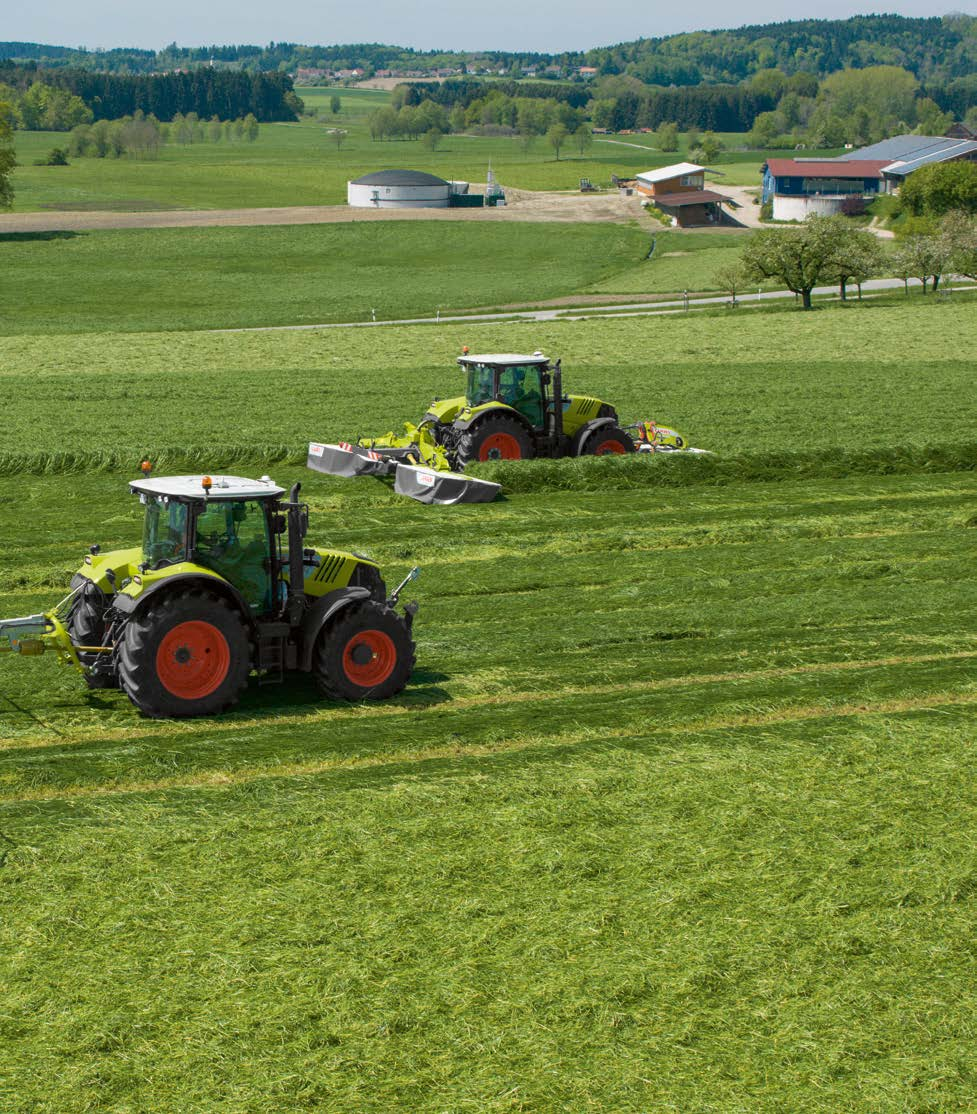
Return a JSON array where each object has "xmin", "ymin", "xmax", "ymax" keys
[
  {"xmin": 2, "ymin": 469, "xmax": 977, "ymax": 1111},
  {"xmin": 0, "ymin": 296, "xmax": 973, "ymax": 460}
]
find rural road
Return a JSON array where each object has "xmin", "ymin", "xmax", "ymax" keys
[
  {"xmin": 216, "ymin": 276, "xmax": 947, "ymax": 334},
  {"xmin": 0, "ymin": 190, "xmax": 650, "ymax": 233}
]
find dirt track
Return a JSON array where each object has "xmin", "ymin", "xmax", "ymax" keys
[{"xmin": 0, "ymin": 188, "xmax": 656, "ymax": 234}]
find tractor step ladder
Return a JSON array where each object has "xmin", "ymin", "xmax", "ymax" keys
[{"xmin": 256, "ymin": 622, "xmax": 291, "ymax": 685}]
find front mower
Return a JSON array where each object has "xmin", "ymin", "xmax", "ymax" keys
[
  {"xmin": 312, "ymin": 352, "xmax": 705, "ymax": 486},
  {"xmin": 0, "ymin": 469, "xmax": 420, "ymax": 718}
]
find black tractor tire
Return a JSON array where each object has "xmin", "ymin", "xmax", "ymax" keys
[
  {"xmin": 313, "ymin": 600, "xmax": 415, "ymax": 702},
  {"xmin": 67, "ymin": 581, "xmax": 115, "ymax": 689},
  {"xmin": 583, "ymin": 426, "xmax": 636, "ymax": 456},
  {"xmin": 455, "ymin": 414, "xmax": 535, "ymax": 467},
  {"xmin": 117, "ymin": 588, "xmax": 252, "ymax": 719}
]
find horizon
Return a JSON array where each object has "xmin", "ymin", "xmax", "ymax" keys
[{"xmin": 5, "ymin": 3, "xmax": 974, "ymax": 57}]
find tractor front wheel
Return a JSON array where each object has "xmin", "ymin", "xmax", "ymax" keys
[
  {"xmin": 456, "ymin": 415, "xmax": 534, "ymax": 467},
  {"xmin": 584, "ymin": 426, "xmax": 635, "ymax": 456},
  {"xmin": 67, "ymin": 580, "xmax": 114, "ymax": 689},
  {"xmin": 313, "ymin": 600, "xmax": 415, "ymax": 702},
  {"xmin": 118, "ymin": 589, "xmax": 251, "ymax": 718}
]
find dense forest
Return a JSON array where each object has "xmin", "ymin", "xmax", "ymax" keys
[
  {"xmin": 3, "ymin": 14, "xmax": 977, "ymax": 83},
  {"xmin": 0, "ymin": 63, "xmax": 302, "ymax": 122}
]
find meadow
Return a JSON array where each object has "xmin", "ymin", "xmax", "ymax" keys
[
  {"xmin": 1, "ymin": 263, "xmax": 976, "ymax": 1109},
  {"xmin": 0, "ymin": 296, "xmax": 972, "ymax": 462},
  {"xmin": 0, "ymin": 221, "xmax": 650, "ymax": 334},
  {"xmin": 2, "ymin": 463, "xmax": 977, "ymax": 1111},
  {"xmin": 8, "ymin": 86, "xmax": 811, "ymax": 213}
]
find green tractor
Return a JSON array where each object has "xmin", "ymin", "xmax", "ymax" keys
[
  {"xmin": 357, "ymin": 351, "xmax": 689, "ymax": 471},
  {"xmin": 430, "ymin": 351, "xmax": 636, "ymax": 466},
  {"xmin": 0, "ymin": 470, "xmax": 419, "ymax": 718}
]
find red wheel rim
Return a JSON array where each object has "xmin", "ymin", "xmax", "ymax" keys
[
  {"xmin": 593, "ymin": 438, "xmax": 627, "ymax": 455},
  {"xmin": 156, "ymin": 620, "xmax": 231, "ymax": 699},
  {"xmin": 479, "ymin": 432, "xmax": 522, "ymax": 461},
  {"xmin": 343, "ymin": 629, "xmax": 397, "ymax": 687}
]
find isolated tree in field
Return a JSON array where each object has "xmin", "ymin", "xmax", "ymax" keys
[
  {"xmin": 713, "ymin": 260, "xmax": 747, "ymax": 304},
  {"xmin": 244, "ymin": 114, "xmax": 259, "ymax": 142},
  {"xmin": 330, "ymin": 128, "xmax": 348, "ymax": 150},
  {"xmin": 574, "ymin": 123, "xmax": 593, "ymax": 156},
  {"xmin": 825, "ymin": 220, "xmax": 885, "ymax": 300},
  {"xmin": 738, "ymin": 216, "xmax": 851, "ymax": 309},
  {"xmin": 547, "ymin": 123, "xmax": 569, "ymax": 160},
  {"xmin": 656, "ymin": 122, "xmax": 679, "ymax": 152},
  {"xmin": 892, "ymin": 234, "xmax": 951, "ymax": 293},
  {"xmin": 422, "ymin": 127, "xmax": 443, "ymax": 152},
  {"xmin": 0, "ymin": 102, "xmax": 16, "ymax": 207},
  {"xmin": 330, "ymin": 93, "xmax": 341, "ymax": 115}
]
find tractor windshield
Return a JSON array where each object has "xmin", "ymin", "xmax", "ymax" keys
[
  {"xmin": 142, "ymin": 497, "xmax": 189, "ymax": 569},
  {"xmin": 465, "ymin": 364, "xmax": 496, "ymax": 408}
]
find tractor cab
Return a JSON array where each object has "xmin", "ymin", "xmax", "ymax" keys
[
  {"xmin": 459, "ymin": 353, "xmax": 551, "ymax": 428},
  {"xmin": 132, "ymin": 474, "xmax": 286, "ymax": 615}
]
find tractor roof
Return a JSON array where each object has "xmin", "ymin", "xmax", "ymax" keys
[
  {"xmin": 130, "ymin": 475, "xmax": 286, "ymax": 501},
  {"xmin": 457, "ymin": 353, "xmax": 549, "ymax": 367}
]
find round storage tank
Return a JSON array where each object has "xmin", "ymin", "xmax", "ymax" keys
[{"xmin": 348, "ymin": 169, "xmax": 452, "ymax": 209}]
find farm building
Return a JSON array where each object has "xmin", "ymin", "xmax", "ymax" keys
[
  {"xmin": 838, "ymin": 134, "xmax": 977, "ymax": 188},
  {"xmin": 761, "ymin": 159, "xmax": 887, "ymax": 220},
  {"xmin": 761, "ymin": 134, "xmax": 977, "ymax": 220},
  {"xmin": 635, "ymin": 162, "xmax": 727, "ymax": 227},
  {"xmin": 348, "ymin": 169, "xmax": 453, "ymax": 209}
]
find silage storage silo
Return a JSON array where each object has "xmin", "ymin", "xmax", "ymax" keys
[{"xmin": 347, "ymin": 169, "xmax": 452, "ymax": 208}]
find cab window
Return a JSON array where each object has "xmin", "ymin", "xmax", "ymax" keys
[
  {"xmin": 498, "ymin": 365, "xmax": 543, "ymax": 425},
  {"xmin": 194, "ymin": 500, "xmax": 272, "ymax": 612},
  {"xmin": 465, "ymin": 364, "xmax": 496, "ymax": 407}
]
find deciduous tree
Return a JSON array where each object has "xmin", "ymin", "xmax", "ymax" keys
[
  {"xmin": 738, "ymin": 216, "xmax": 850, "ymax": 309},
  {"xmin": 547, "ymin": 123, "xmax": 569, "ymax": 160}
]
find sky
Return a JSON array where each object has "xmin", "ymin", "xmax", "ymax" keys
[{"xmin": 6, "ymin": 0, "xmax": 976, "ymax": 54}]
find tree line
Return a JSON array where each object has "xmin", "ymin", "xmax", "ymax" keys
[
  {"xmin": 66, "ymin": 110, "xmax": 260, "ymax": 158},
  {"xmin": 0, "ymin": 62, "xmax": 301, "ymax": 123},
  {"xmin": 5, "ymin": 14, "xmax": 977, "ymax": 83}
]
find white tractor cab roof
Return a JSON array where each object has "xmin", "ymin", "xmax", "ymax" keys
[
  {"xmin": 129, "ymin": 475, "xmax": 286, "ymax": 501},
  {"xmin": 457, "ymin": 353, "xmax": 550, "ymax": 367}
]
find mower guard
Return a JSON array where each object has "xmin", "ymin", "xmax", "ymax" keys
[
  {"xmin": 394, "ymin": 463, "xmax": 501, "ymax": 505},
  {"xmin": 307, "ymin": 442, "xmax": 396, "ymax": 479}
]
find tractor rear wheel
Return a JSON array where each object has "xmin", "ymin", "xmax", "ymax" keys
[
  {"xmin": 456, "ymin": 415, "xmax": 534, "ymax": 467},
  {"xmin": 584, "ymin": 426, "xmax": 635, "ymax": 456},
  {"xmin": 118, "ymin": 588, "xmax": 251, "ymax": 718},
  {"xmin": 313, "ymin": 600, "xmax": 414, "ymax": 702}
]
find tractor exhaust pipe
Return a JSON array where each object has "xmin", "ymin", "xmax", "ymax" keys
[
  {"xmin": 286, "ymin": 482, "xmax": 308, "ymax": 622},
  {"xmin": 551, "ymin": 359, "xmax": 564, "ymax": 441}
]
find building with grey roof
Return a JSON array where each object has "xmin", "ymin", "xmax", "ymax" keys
[{"xmin": 838, "ymin": 135, "xmax": 977, "ymax": 185}]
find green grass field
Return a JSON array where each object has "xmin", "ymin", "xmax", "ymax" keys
[
  {"xmin": 2, "ymin": 290, "xmax": 976, "ymax": 1110},
  {"xmin": 0, "ymin": 296, "xmax": 972, "ymax": 460},
  {"xmin": 7, "ymin": 87, "xmax": 820, "ymax": 212},
  {"xmin": 2, "ymin": 463, "xmax": 977, "ymax": 1111},
  {"xmin": 0, "ymin": 221, "xmax": 650, "ymax": 334}
]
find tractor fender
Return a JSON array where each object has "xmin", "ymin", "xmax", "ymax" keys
[
  {"xmin": 113, "ymin": 572, "xmax": 255, "ymax": 630},
  {"xmin": 571, "ymin": 417, "xmax": 617, "ymax": 456},
  {"xmin": 299, "ymin": 586, "xmax": 371, "ymax": 671},
  {"xmin": 451, "ymin": 404, "xmax": 535, "ymax": 434}
]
